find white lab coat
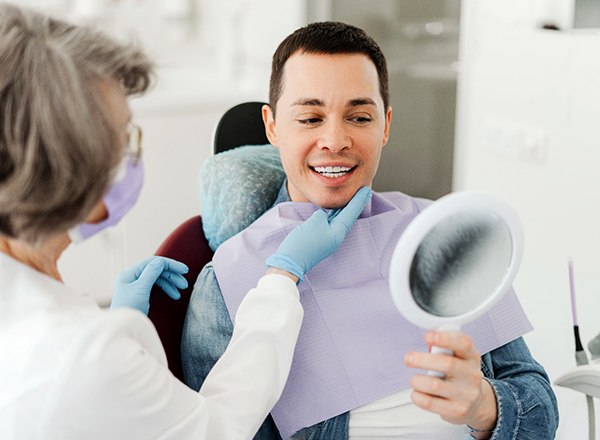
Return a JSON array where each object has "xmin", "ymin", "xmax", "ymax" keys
[{"xmin": 0, "ymin": 252, "xmax": 303, "ymax": 440}]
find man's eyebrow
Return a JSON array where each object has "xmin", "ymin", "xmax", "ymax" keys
[
  {"xmin": 291, "ymin": 98, "xmax": 324, "ymax": 107},
  {"xmin": 290, "ymin": 97, "xmax": 377, "ymax": 107},
  {"xmin": 348, "ymin": 98, "xmax": 377, "ymax": 107}
]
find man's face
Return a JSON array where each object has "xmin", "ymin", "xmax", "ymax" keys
[{"xmin": 263, "ymin": 52, "xmax": 392, "ymax": 208}]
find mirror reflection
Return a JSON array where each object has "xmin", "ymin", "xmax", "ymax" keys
[{"xmin": 409, "ymin": 210, "xmax": 513, "ymax": 317}]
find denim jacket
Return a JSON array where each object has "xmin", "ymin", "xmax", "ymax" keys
[{"xmin": 181, "ymin": 188, "xmax": 558, "ymax": 439}]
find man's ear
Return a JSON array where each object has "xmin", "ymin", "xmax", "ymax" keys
[
  {"xmin": 382, "ymin": 106, "xmax": 392, "ymax": 147},
  {"xmin": 262, "ymin": 104, "xmax": 279, "ymax": 147}
]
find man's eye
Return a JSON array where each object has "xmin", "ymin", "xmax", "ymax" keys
[
  {"xmin": 349, "ymin": 116, "xmax": 372, "ymax": 124},
  {"xmin": 298, "ymin": 118, "xmax": 322, "ymax": 125}
]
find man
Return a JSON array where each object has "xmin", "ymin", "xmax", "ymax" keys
[{"xmin": 181, "ymin": 22, "xmax": 558, "ymax": 439}]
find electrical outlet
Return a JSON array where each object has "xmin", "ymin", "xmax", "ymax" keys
[
  {"xmin": 484, "ymin": 119, "xmax": 547, "ymax": 163},
  {"xmin": 519, "ymin": 127, "xmax": 547, "ymax": 162}
]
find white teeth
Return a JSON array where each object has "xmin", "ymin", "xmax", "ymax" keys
[
  {"xmin": 314, "ymin": 166, "xmax": 351, "ymax": 173},
  {"xmin": 312, "ymin": 166, "xmax": 352, "ymax": 178}
]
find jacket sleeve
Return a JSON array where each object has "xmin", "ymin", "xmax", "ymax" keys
[
  {"xmin": 181, "ymin": 263, "xmax": 285, "ymax": 439},
  {"xmin": 481, "ymin": 337, "xmax": 559, "ymax": 440}
]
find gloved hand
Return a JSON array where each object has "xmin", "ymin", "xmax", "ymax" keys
[
  {"xmin": 266, "ymin": 186, "xmax": 372, "ymax": 282},
  {"xmin": 111, "ymin": 256, "xmax": 189, "ymax": 315}
]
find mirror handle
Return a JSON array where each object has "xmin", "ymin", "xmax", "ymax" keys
[{"xmin": 427, "ymin": 345, "xmax": 454, "ymax": 378}]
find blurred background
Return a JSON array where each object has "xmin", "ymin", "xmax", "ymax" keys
[{"xmin": 10, "ymin": 1, "xmax": 600, "ymax": 438}]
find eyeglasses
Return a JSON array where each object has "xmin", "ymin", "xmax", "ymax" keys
[{"xmin": 126, "ymin": 122, "xmax": 143, "ymax": 164}]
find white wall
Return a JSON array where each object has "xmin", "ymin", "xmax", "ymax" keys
[{"xmin": 455, "ymin": 1, "xmax": 600, "ymax": 438}]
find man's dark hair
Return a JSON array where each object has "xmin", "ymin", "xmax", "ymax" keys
[{"xmin": 269, "ymin": 21, "xmax": 389, "ymax": 117}]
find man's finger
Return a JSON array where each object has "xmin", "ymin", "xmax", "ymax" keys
[{"xmin": 426, "ymin": 331, "xmax": 480, "ymax": 361}]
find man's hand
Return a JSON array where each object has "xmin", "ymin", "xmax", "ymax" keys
[
  {"xmin": 266, "ymin": 186, "xmax": 372, "ymax": 281},
  {"xmin": 111, "ymin": 256, "xmax": 189, "ymax": 315},
  {"xmin": 403, "ymin": 331, "xmax": 498, "ymax": 438}
]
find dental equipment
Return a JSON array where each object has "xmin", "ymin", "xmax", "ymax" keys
[{"xmin": 555, "ymin": 260, "xmax": 596, "ymax": 440}]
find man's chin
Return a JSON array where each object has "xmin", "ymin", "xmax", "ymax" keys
[
  {"xmin": 290, "ymin": 181, "xmax": 368, "ymax": 209},
  {"xmin": 310, "ymin": 192, "xmax": 355, "ymax": 209}
]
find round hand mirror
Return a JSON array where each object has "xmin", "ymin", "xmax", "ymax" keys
[{"xmin": 389, "ymin": 192, "xmax": 523, "ymax": 373}]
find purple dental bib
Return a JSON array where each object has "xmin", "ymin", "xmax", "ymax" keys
[{"xmin": 212, "ymin": 191, "xmax": 532, "ymax": 439}]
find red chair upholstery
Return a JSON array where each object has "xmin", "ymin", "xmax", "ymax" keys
[{"xmin": 148, "ymin": 215, "xmax": 214, "ymax": 382}]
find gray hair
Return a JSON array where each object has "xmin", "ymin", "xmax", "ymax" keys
[{"xmin": 0, "ymin": 2, "xmax": 153, "ymax": 245}]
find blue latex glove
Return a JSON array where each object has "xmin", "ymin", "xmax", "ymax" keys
[
  {"xmin": 111, "ymin": 256, "xmax": 189, "ymax": 315},
  {"xmin": 266, "ymin": 186, "xmax": 372, "ymax": 281}
]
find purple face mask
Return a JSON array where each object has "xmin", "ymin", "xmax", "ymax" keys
[{"xmin": 68, "ymin": 156, "xmax": 144, "ymax": 243}]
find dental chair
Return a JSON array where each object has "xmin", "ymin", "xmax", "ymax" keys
[
  {"xmin": 147, "ymin": 216, "xmax": 213, "ymax": 381},
  {"xmin": 212, "ymin": 101, "xmax": 268, "ymax": 154},
  {"xmin": 147, "ymin": 101, "xmax": 275, "ymax": 382}
]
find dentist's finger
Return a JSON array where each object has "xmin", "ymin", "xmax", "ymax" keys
[
  {"xmin": 155, "ymin": 278, "xmax": 182, "ymax": 300},
  {"xmin": 331, "ymin": 186, "xmax": 372, "ymax": 230}
]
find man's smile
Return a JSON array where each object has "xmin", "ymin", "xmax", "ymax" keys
[{"xmin": 310, "ymin": 165, "xmax": 356, "ymax": 178}]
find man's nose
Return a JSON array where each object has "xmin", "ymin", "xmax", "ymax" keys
[{"xmin": 317, "ymin": 120, "xmax": 350, "ymax": 153}]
